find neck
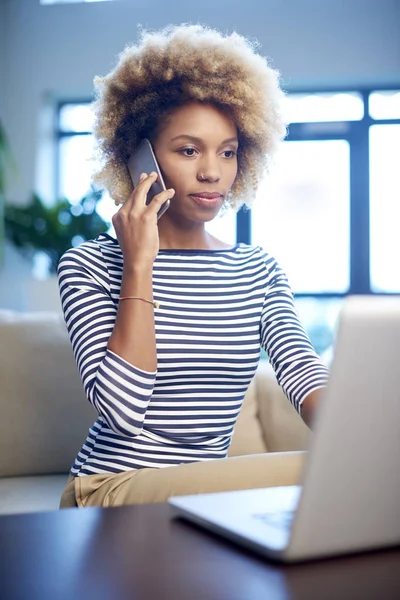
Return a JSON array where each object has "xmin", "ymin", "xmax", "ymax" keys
[{"xmin": 158, "ymin": 217, "xmax": 212, "ymax": 250}]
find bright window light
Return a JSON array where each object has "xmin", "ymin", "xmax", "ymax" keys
[
  {"xmin": 252, "ymin": 139, "xmax": 350, "ymax": 294},
  {"xmin": 59, "ymin": 104, "xmax": 94, "ymax": 133},
  {"xmin": 283, "ymin": 92, "xmax": 364, "ymax": 123},
  {"xmin": 369, "ymin": 124, "xmax": 400, "ymax": 292},
  {"xmin": 369, "ymin": 90, "xmax": 400, "ymax": 120}
]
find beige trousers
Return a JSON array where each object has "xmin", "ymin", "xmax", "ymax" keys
[{"xmin": 60, "ymin": 451, "xmax": 306, "ymax": 509}]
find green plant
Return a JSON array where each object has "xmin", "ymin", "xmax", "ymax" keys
[{"xmin": 4, "ymin": 189, "xmax": 109, "ymax": 274}]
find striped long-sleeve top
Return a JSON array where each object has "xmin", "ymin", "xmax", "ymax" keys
[{"xmin": 57, "ymin": 233, "xmax": 329, "ymax": 477}]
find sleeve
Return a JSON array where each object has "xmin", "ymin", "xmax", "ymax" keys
[
  {"xmin": 57, "ymin": 244, "xmax": 157, "ymax": 437},
  {"xmin": 259, "ymin": 251, "xmax": 330, "ymax": 413}
]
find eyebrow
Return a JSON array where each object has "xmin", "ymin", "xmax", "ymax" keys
[{"xmin": 170, "ymin": 134, "xmax": 239, "ymax": 145}]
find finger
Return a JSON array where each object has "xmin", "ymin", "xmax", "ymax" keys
[
  {"xmin": 146, "ymin": 188, "xmax": 175, "ymax": 218},
  {"xmin": 139, "ymin": 171, "xmax": 158, "ymax": 189},
  {"xmin": 120, "ymin": 171, "xmax": 153, "ymax": 214},
  {"xmin": 129, "ymin": 171, "xmax": 159, "ymax": 211},
  {"xmin": 132, "ymin": 172, "xmax": 151, "ymax": 194},
  {"xmin": 118, "ymin": 174, "xmax": 146, "ymax": 215}
]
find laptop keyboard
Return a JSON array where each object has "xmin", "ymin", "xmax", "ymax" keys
[{"xmin": 252, "ymin": 509, "xmax": 295, "ymax": 530}]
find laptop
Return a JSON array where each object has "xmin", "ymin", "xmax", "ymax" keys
[{"xmin": 169, "ymin": 296, "xmax": 400, "ymax": 562}]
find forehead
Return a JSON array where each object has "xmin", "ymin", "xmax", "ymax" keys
[{"xmin": 160, "ymin": 101, "xmax": 238, "ymax": 140}]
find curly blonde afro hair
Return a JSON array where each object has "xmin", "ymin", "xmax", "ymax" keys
[{"xmin": 92, "ymin": 23, "xmax": 288, "ymax": 211}]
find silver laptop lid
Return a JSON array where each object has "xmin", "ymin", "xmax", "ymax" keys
[{"xmin": 288, "ymin": 295, "xmax": 400, "ymax": 560}]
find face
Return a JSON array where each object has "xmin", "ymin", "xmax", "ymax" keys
[{"xmin": 152, "ymin": 101, "xmax": 239, "ymax": 224}]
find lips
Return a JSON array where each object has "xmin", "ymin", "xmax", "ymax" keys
[
  {"xmin": 190, "ymin": 192, "xmax": 222, "ymax": 200},
  {"xmin": 189, "ymin": 192, "xmax": 223, "ymax": 208}
]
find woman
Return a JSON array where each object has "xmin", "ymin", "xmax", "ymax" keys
[{"xmin": 58, "ymin": 24, "xmax": 329, "ymax": 508}]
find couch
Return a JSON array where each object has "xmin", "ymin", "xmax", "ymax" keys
[{"xmin": 0, "ymin": 309, "xmax": 310, "ymax": 515}]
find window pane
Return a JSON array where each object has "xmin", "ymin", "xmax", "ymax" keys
[
  {"xmin": 284, "ymin": 92, "xmax": 364, "ymax": 123},
  {"xmin": 295, "ymin": 297, "xmax": 342, "ymax": 362},
  {"xmin": 59, "ymin": 104, "xmax": 93, "ymax": 133},
  {"xmin": 370, "ymin": 124, "xmax": 400, "ymax": 292},
  {"xmin": 252, "ymin": 140, "xmax": 350, "ymax": 294},
  {"xmin": 59, "ymin": 135, "xmax": 94, "ymax": 202},
  {"xmin": 205, "ymin": 210, "xmax": 237, "ymax": 245},
  {"xmin": 95, "ymin": 190, "xmax": 117, "ymax": 224},
  {"xmin": 369, "ymin": 91, "xmax": 400, "ymax": 120}
]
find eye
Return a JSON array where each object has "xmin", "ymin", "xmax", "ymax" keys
[
  {"xmin": 179, "ymin": 147, "xmax": 198, "ymax": 157},
  {"xmin": 222, "ymin": 150, "xmax": 237, "ymax": 159}
]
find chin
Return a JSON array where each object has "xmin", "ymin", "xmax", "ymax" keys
[{"xmin": 190, "ymin": 208, "xmax": 222, "ymax": 223}]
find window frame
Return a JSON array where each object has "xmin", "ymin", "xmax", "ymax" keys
[{"xmin": 282, "ymin": 85, "xmax": 400, "ymax": 299}]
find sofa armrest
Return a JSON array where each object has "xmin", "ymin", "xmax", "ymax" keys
[
  {"xmin": 0, "ymin": 310, "xmax": 96, "ymax": 477},
  {"xmin": 255, "ymin": 360, "xmax": 310, "ymax": 453}
]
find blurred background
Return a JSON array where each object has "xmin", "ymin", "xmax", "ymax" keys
[{"xmin": 0, "ymin": 0, "xmax": 399, "ymax": 359}]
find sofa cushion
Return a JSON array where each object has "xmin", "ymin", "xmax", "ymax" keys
[
  {"xmin": 228, "ymin": 375, "xmax": 268, "ymax": 456},
  {"xmin": 0, "ymin": 310, "xmax": 96, "ymax": 477},
  {"xmin": 0, "ymin": 474, "xmax": 68, "ymax": 514},
  {"xmin": 254, "ymin": 360, "xmax": 310, "ymax": 452}
]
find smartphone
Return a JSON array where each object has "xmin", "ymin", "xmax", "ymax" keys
[{"xmin": 127, "ymin": 138, "xmax": 170, "ymax": 220}]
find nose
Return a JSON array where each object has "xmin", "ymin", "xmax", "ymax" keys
[{"xmin": 197, "ymin": 155, "xmax": 221, "ymax": 183}]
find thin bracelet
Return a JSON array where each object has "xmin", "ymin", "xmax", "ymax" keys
[{"xmin": 119, "ymin": 296, "xmax": 160, "ymax": 309}]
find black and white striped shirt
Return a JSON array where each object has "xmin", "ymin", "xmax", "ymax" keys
[{"xmin": 58, "ymin": 233, "xmax": 329, "ymax": 477}]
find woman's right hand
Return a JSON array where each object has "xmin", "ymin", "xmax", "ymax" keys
[{"xmin": 112, "ymin": 172, "xmax": 175, "ymax": 270}]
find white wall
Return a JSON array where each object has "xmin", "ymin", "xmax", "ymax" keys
[
  {"xmin": 0, "ymin": 0, "xmax": 6, "ymax": 116},
  {"xmin": 0, "ymin": 0, "xmax": 399, "ymax": 309}
]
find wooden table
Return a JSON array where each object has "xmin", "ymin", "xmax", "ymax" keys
[{"xmin": 1, "ymin": 503, "xmax": 399, "ymax": 600}]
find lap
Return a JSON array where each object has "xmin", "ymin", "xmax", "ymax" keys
[
  {"xmin": 59, "ymin": 474, "xmax": 78, "ymax": 508},
  {"xmin": 61, "ymin": 452, "xmax": 306, "ymax": 509}
]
